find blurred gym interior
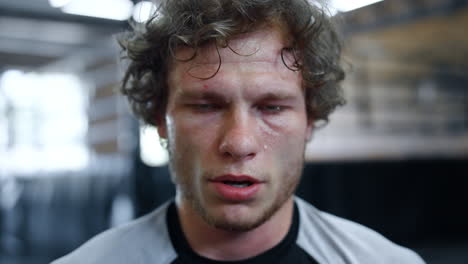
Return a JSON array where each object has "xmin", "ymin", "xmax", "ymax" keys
[{"xmin": 0, "ymin": 0, "xmax": 467, "ymax": 263}]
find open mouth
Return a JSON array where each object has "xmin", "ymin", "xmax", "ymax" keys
[
  {"xmin": 211, "ymin": 174, "xmax": 260, "ymax": 188},
  {"xmin": 211, "ymin": 174, "xmax": 262, "ymax": 201},
  {"xmin": 222, "ymin": 181, "xmax": 254, "ymax": 188}
]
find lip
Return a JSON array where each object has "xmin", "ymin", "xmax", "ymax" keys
[
  {"xmin": 209, "ymin": 174, "xmax": 263, "ymax": 202},
  {"xmin": 211, "ymin": 174, "xmax": 261, "ymax": 183}
]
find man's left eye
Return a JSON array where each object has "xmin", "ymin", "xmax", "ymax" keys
[{"xmin": 258, "ymin": 105, "xmax": 284, "ymax": 113}]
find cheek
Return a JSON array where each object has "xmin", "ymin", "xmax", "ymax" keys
[
  {"xmin": 167, "ymin": 117, "xmax": 209, "ymax": 187},
  {"xmin": 170, "ymin": 114, "xmax": 220, "ymax": 160},
  {"xmin": 261, "ymin": 114, "xmax": 309, "ymax": 148}
]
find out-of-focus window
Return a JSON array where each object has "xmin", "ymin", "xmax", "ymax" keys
[
  {"xmin": 0, "ymin": 69, "xmax": 89, "ymax": 175},
  {"xmin": 139, "ymin": 126, "xmax": 168, "ymax": 167}
]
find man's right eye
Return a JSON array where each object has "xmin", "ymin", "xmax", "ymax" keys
[{"xmin": 189, "ymin": 104, "xmax": 220, "ymax": 112}]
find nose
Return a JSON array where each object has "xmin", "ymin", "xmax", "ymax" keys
[{"xmin": 218, "ymin": 109, "xmax": 259, "ymax": 161}]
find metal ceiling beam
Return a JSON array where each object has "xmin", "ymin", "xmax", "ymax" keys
[{"xmin": 0, "ymin": 5, "xmax": 129, "ymax": 31}]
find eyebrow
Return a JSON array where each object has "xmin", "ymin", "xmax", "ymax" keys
[
  {"xmin": 174, "ymin": 77, "xmax": 301, "ymax": 102},
  {"xmin": 256, "ymin": 91, "xmax": 297, "ymax": 102},
  {"xmin": 176, "ymin": 90, "xmax": 298, "ymax": 105}
]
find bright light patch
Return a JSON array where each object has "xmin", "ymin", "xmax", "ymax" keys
[
  {"xmin": 1, "ymin": 70, "xmax": 28, "ymax": 105},
  {"xmin": 331, "ymin": 0, "xmax": 384, "ymax": 14},
  {"xmin": 62, "ymin": 0, "xmax": 134, "ymax": 21},
  {"xmin": 140, "ymin": 126, "xmax": 169, "ymax": 167},
  {"xmin": 48, "ymin": 0, "xmax": 73, "ymax": 8},
  {"xmin": 133, "ymin": 1, "xmax": 157, "ymax": 23},
  {"xmin": 0, "ymin": 70, "xmax": 89, "ymax": 175}
]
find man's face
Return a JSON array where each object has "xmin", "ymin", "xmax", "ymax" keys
[{"xmin": 159, "ymin": 27, "xmax": 312, "ymax": 231}]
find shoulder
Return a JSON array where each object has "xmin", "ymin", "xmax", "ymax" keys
[
  {"xmin": 294, "ymin": 197, "xmax": 425, "ymax": 264},
  {"xmin": 51, "ymin": 201, "xmax": 177, "ymax": 264}
]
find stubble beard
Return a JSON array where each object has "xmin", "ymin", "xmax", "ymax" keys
[{"xmin": 169, "ymin": 150, "xmax": 304, "ymax": 233}]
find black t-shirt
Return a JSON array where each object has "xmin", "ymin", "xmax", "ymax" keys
[{"xmin": 167, "ymin": 202, "xmax": 319, "ymax": 264}]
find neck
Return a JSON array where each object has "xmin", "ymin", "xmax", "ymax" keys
[{"xmin": 176, "ymin": 196, "xmax": 294, "ymax": 261}]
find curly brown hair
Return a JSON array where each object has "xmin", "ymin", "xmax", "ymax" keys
[{"xmin": 118, "ymin": 0, "xmax": 345, "ymax": 128}]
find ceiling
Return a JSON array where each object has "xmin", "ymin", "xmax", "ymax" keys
[{"xmin": 0, "ymin": 0, "xmax": 128, "ymax": 71}]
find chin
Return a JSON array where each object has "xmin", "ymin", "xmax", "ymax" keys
[
  {"xmin": 198, "ymin": 200, "xmax": 282, "ymax": 233},
  {"xmin": 206, "ymin": 209, "xmax": 270, "ymax": 232}
]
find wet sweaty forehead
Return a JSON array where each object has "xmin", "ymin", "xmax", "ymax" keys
[{"xmin": 169, "ymin": 28, "xmax": 297, "ymax": 76}]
